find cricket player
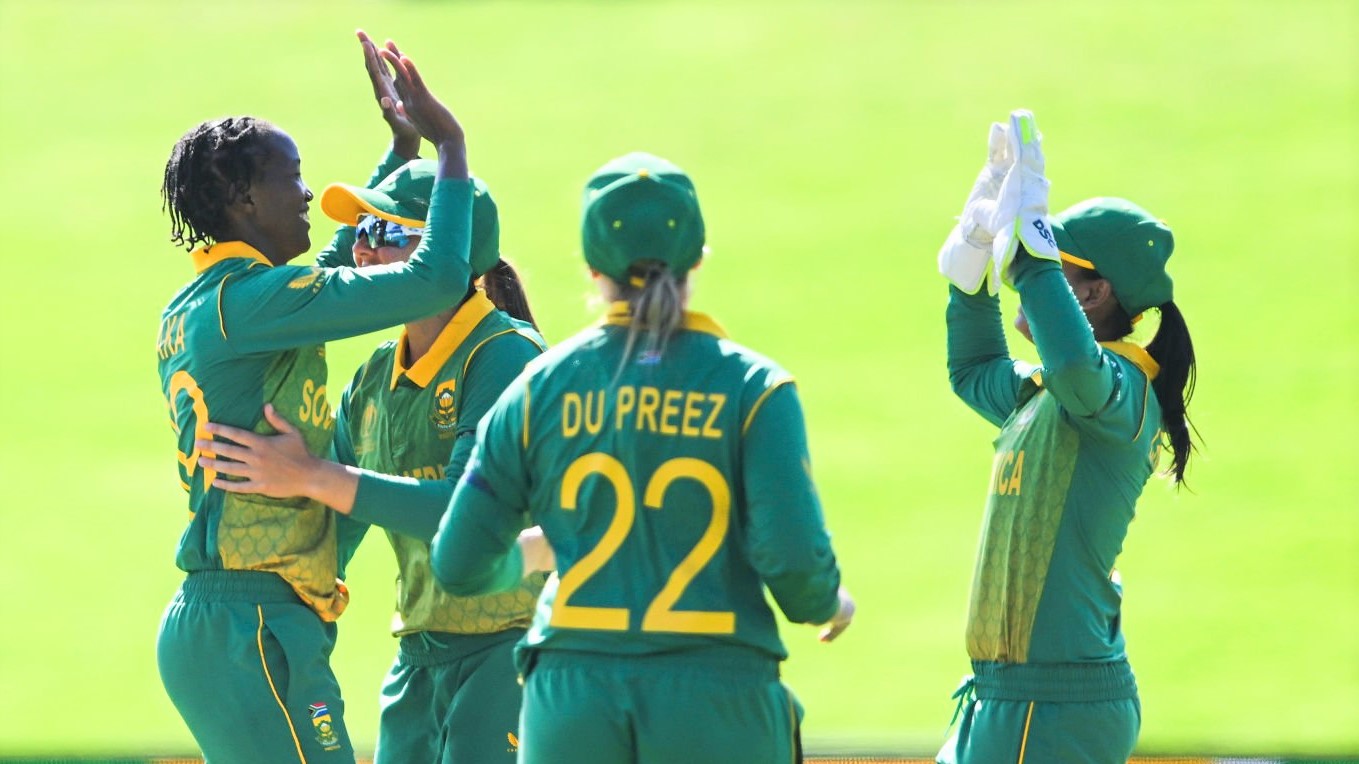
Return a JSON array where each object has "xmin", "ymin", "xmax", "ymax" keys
[
  {"xmin": 155, "ymin": 35, "xmax": 473, "ymax": 763},
  {"xmin": 199, "ymin": 164, "xmax": 551, "ymax": 762},
  {"xmin": 427, "ymin": 152, "xmax": 857, "ymax": 764},
  {"xmin": 936, "ymin": 111, "xmax": 1199, "ymax": 763}
]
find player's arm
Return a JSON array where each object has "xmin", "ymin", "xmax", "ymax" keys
[
  {"xmin": 345, "ymin": 333, "xmax": 543, "ymax": 540},
  {"xmin": 219, "ymin": 43, "xmax": 475, "ymax": 353},
  {"xmin": 430, "ymin": 381, "xmax": 537, "ymax": 597},
  {"xmin": 315, "ymin": 32, "xmax": 422, "ymax": 270},
  {"xmin": 331, "ymin": 392, "xmax": 371, "ymax": 579},
  {"xmin": 1011, "ymin": 249, "xmax": 1143, "ymax": 433},
  {"xmin": 945, "ymin": 286, "xmax": 1030, "ymax": 427},
  {"xmin": 741, "ymin": 379, "xmax": 843, "ymax": 627}
]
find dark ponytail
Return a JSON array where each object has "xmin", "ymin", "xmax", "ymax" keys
[
  {"xmin": 1145, "ymin": 301, "xmax": 1197, "ymax": 486},
  {"xmin": 481, "ymin": 258, "xmax": 539, "ymax": 331}
]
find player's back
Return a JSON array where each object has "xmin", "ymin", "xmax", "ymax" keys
[{"xmin": 517, "ymin": 311, "xmax": 803, "ymax": 660}]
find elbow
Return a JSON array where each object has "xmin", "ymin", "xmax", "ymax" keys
[
  {"xmin": 1041, "ymin": 361, "xmax": 1107, "ymax": 416},
  {"xmin": 432, "ymin": 562, "xmax": 492, "ymax": 598}
]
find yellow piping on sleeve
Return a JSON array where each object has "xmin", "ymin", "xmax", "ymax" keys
[
  {"xmin": 522, "ymin": 382, "xmax": 531, "ymax": 451},
  {"xmin": 742, "ymin": 378, "xmax": 794, "ymax": 436}
]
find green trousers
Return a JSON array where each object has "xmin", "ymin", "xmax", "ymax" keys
[
  {"xmin": 517, "ymin": 647, "xmax": 802, "ymax": 764},
  {"xmin": 937, "ymin": 660, "xmax": 1140, "ymax": 764},
  {"xmin": 158, "ymin": 570, "xmax": 354, "ymax": 763},
  {"xmin": 373, "ymin": 629, "xmax": 525, "ymax": 764}
]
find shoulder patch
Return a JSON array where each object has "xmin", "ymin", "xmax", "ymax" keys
[{"xmin": 288, "ymin": 268, "xmax": 323, "ymax": 291}]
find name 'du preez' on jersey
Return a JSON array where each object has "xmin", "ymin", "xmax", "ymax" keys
[{"xmin": 562, "ymin": 387, "xmax": 726, "ymax": 440}]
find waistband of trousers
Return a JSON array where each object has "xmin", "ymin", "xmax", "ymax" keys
[
  {"xmin": 968, "ymin": 659, "xmax": 1138, "ymax": 702},
  {"xmin": 531, "ymin": 645, "xmax": 780, "ymax": 681},
  {"xmin": 177, "ymin": 570, "xmax": 301, "ymax": 604},
  {"xmin": 397, "ymin": 629, "xmax": 524, "ymax": 667}
]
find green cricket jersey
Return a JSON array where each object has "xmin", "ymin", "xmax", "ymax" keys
[
  {"xmin": 156, "ymin": 170, "xmax": 474, "ymax": 621},
  {"xmin": 946, "ymin": 253, "xmax": 1164, "ymax": 664},
  {"xmin": 328, "ymin": 291, "xmax": 547, "ymax": 636},
  {"xmin": 430, "ymin": 303, "xmax": 843, "ymax": 662}
]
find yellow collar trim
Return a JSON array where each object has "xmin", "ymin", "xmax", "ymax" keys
[
  {"xmin": 191, "ymin": 241, "xmax": 272, "ymax": 273},
  {"xmin": 601, "ymin": 301, "xmax": 727, "ymax": 338},
  {"xmin": 1101, "ymin": 340, "xmax": 1160, "ymax": 381},
  {"xmin": 390, "ymin": 292, "xmax": 496, "ymax": 390}
]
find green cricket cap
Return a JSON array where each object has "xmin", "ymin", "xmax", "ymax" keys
[
  {"xmin": 1053, "ymin": 197, "xmax": 1175, "ymax": 315},
  {"xmin": 321, "ymin": 160, "xmax": 501, "ymax": 277},
  {"xmin": 581, "ymin": 152, "xmax": 705, "ymax": 281}
]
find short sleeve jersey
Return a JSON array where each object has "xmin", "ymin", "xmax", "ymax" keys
[
  {"xmin": 333, "ymin": 293, "xmax": 546, "ymax": 636},
  {"xmin": 155, "ymin": 178, "xmax": 473, "ymax": 620},
  {"xmin": 446, "ymin": 305, "xmax": 842, "ymax": 660}
]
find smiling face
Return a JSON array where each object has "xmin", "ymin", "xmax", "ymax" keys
[{"xmin": 223, "ymin": 127, "xmax": 314, "ymax": 264}]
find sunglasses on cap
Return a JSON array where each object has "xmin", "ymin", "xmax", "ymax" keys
[{"xmin": 355, "ymin": 214, "xmax": 426, "ymax": 249}]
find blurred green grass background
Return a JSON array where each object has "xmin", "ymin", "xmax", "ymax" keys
[{"xmin": 0, "ymin": 0, "xmax": 1354, "ymax": 757}]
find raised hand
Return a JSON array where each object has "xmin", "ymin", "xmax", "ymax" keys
[
  {"xmin": 379, "ymin": 41, "xmax": 467, "ymax": 161},
  {"xmin": 357, "ymin": 29, "xmax": 420, "ymax": 159},
  {"xmin": 938, "ymin": 121, "xmax": 1014, "ymax": 295},
  {"xmin": 992, "ymin": 109, "xmax": 1060, "ymax": 289}
]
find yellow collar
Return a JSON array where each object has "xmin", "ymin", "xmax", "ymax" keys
[
  {"xmin": 191, "ymin": 241, "xmax": 272, "ymax": 273},
  {"xmin": 1101, "ymin": 340, "xmax": 1160, "ymax": 380},
  {"xmin": 390, "ymin": 292, "xmax": 496, "ymax": 390},
  {"xmin": 600, "ymin": 301, "xmax": 727, "ymax": 338}
]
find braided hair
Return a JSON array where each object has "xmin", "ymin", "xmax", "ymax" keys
[{"xmin": 161, "ymin": 117, "xmax": 274, "ymax": 251}]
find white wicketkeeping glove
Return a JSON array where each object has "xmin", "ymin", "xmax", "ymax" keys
[
  {"xmin": 937, "ymin": 121, "xmax": 1014, "ymax": 295},
  {"xmin": 991, "ymin": 109, "xmax": 1061, "ymax": 289}
]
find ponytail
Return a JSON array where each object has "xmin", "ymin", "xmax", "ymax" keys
[
  {"xmin": 481, "ymin": 258, "xmax": 539, "ymax": 331},
  {"xmin": 613, "ymin": 260, "xmax": 685, "ymax": 380},
  {"xmin": 1145, "ymin": 301, "xmax": 1198, "ymax": 486}
]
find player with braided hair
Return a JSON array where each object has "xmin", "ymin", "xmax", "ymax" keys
[
  {"xmin": 155, "ymin": 32, "xmax": 476, "ymax": 763},
  {"xmin": 426, "ymin": 152, "xmax": 856, "ymax": 764}
]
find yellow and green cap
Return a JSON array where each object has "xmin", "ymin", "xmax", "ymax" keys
[
  {"xmin": 581, "ymin": 152, "xmax": 705, "ymax": 281},
  {"xmin": 1053, "ymin": 197, "xmax": 1174, "ymax": 316},
  {"xmin": 321, "ymin": 159, "xmax": 502, "ymax": 277}
]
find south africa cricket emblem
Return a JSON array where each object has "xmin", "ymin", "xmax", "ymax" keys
[
  {"xmin": 308, "ymin": 702, "xmax": 341, "ymax": 750},
  {"xmin": 431, "ymin": 379, "xmax": 458, "ymax": 435}
]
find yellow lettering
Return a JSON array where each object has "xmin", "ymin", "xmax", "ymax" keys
[
  {"xmin": 990, "ymin": 450, "xmax": 1012, "ymax": 495},
  {"xmin": 681, "ymin": 392, "xmax": 704, "ymax": 437},
  {"xmin": 616, "ymin": 386, "xmax": 636, "ymax": 431},
  {"xmin": 659, "ymin": 390, "xmax": 682, "ymax": 435},
  {"xmin": 702, "ymin": 394, "xmax": 725, "ymax": 439},
  {"xmin": 157, "ymin": 314, "xmax": 188, "ymax": 360},
  {"xmin": 311, "ymin": 384, "xmax": 328, "ymax": 427},
  {"xmin": 1006, "ymin": 450, "xmax": 1024, "ymax": 495},
  {"xmin": 637, "ymin": 387, "xmax": 661, "ymax": 433},
  {"xmin": 583, "ymin": 390, "xmax": 605, "ymax": 435},
  {"xmin": 299, "ymin": 379, "xmax": 315, "ymax": 423},
  {"xmin": 563, "ymin": 393, "xmax": 582, "ymax": 438}
]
